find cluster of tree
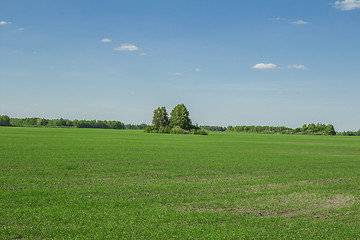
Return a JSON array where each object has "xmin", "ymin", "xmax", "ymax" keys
[
  {"xmin": 0, "ymin": 115, "xmax": 11, "ymax": 126},
  {"xmin": 227, "ymin": 123, "xmax": 336, "ymax": 135},
  {"xmin": 10, "ymin": 117, "xmax": 51, "ymax": 127},
  {"xmin": 1, "ymin": 114, "xmax": 355, "ymax": 137},
  {"xmin": 339, "ymin": 130, "xmax": 360, "ymax": 136},
  {"xmin": 144, "ymin": 104, "xmax": 208, "ymax": 135},
  {"xmin": 125, "ymin": 123, "xmax": 147, "ymax": 130},
  {"xmin": 200, "ymin": 125, "xmax": 227, "ymax": 132},
  {"xmin": 296, "ymin": 123, "xmax": 336, "ymax": 135},
  {"xmin": 73, "ymin": 120, "xmax": 125, "ymax": 129},
  {"xmin": 6, "ymin": 117, "xmax": 124, "ymax": 129},
  {"xmin": 1, "ymin": 115, "xmax": 150, "ymax": 130},
  {"xmin": 227, "ymin": 125, "xmax": 294, "ymax": 134}
]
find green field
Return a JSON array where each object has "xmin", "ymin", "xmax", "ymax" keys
[{"xmin": 1, "ymin": 127, "xmax": 359, "ymax": 239}]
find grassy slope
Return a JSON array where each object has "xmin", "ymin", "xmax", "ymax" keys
[{"xmin": 0, "ymin": 127, "xmax": 359, "ymax": 239}]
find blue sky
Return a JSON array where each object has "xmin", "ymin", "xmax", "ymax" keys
[{"xmin": 1, "ymin": 0, "xmax": 359, "ymax": 131}]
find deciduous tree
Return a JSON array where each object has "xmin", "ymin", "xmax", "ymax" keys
[
  {"xmin": 169, "ymin": 104, "xmax": 192, "ymax": 130},
  {"xmin": 0, "ymin": 115, "xmax": 10, "ymax": 126},
  {"xmin": 152, "ymin": 106, "xmax": 169, "ymax": 130}
]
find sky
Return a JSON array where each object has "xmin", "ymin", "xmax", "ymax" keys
[{"xmin": 1, "ymin": 0, "xmax": 360, "ymax": 131}]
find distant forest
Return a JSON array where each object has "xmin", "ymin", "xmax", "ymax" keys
[
  {"xmin": 205, "ymin": 124, "xmax": 360, "ymax": 136},
  {"xmin": 0, "ymin": 115, "xmax": 146, "ymax": 130},
  {"xmin": 228, "ymin": 124, "xmax": 336, "ymax": 135},
  {"xmin": 0, "ymin": 114, "xmax": 359, "ymax": 136}
]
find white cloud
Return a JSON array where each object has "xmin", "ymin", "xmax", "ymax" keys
[
  {"xmin": 140, "ymin": 52, "xmax": 147, "ymax": 56},
  {"xmin": 0, "ymin": 21, "xmax": 9, "ymax": 25},
  {"xmin": 334, "ymin": 0, "xmax": 360, "ymax": 10},
  {"xmin": 172, "ymin": 73, "xmax": 183, "ymax": 76},
  {"xmin": 195, "ymin": 68, "xmax": 200, "ymax": 72},
  {"xmin": 252, "ymin": 63, "xmax": 277, "ymax": 70},
  {"xmin": 288, "ymin": 64, "xmax": 307, "ymax": 69},
  {"xmin": 18, "ymin": 27, "xmax": 24, "ymax": 31},
  {"xmin": 270, "ymin": 17, "xmax": 284, "ymax": 21},
  {"xmin": 114, "ymin": 44, "xmax": 139, "ymax": 51},
  {"xmin": 292, "ymin": 20, "xmax": 309, "ymax": 25},
  {"xmin": 101, "ymin": 38, "xmax": 112, "ymax": 43}
]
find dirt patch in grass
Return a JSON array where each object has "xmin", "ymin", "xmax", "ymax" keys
[
  {"xmin": 333, "ymin": 154, "xmax": 358, "ymax": 157},
  {"xmin": 184, "ymin": 193, "xmax": 356, "ymax": 217},
  {"xmin": 321, "ymin": 194, "xmax": 354, "ymax": 209}
]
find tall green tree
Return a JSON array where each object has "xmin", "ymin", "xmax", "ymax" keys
[
  {"xmin": 169, "ymin": 104, "xmax": 192, "ymax": 130},
  {"xmin": 152, "ymin": 106, "xmax": 169, "ymax": 130}
]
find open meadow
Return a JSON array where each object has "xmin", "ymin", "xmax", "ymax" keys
[{"xmin": 1, "ymin": 127, "xmax": 359, "ymax": 239}]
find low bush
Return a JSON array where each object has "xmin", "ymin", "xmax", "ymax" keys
[{"xmin": 170, "ymin": 126, "xmax": 190, "ymax": 134}]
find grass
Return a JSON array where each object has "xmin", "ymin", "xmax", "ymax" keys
[{"xmin": 1, "ymin": 127, "xmax": 359, "ymax": 239}]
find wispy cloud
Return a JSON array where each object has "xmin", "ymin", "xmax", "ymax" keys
[
  {"xmin": 270, "ymin": 18, "xmax": 310, "ymax": 25},
  {"xmin": 140, "ymin": 52, "xmax": 147, "ymax": 56},
  {"xmin": 171, "ymin": 72, "xmax": 183, "ymax": 76},
  {"xmin": 195, "ymin": 68, "xmax": 200, "ymax": 72},
  {"xmin": 0, "ymin": 21, "xmax": 11, "ymax": 25},
  {"xmin": 270, "ymin": 17, "xmax": 285, "ymax": 21},
  {"xmin": 18, "ymin": 27, "xmax": 24, "ymax": 31},
  {"xmin": 334, "ymin": 0, "xmax": 360, "ymax": 10},
  {"xmin": 288, "ymin": 64, "xmax": 307, "ymax": 69},
  {"xmin": 252, "ymin": 63, "xmax": 277, "ymax": 70},
  {"xmin": 292, "ymin": 20, "xmax": 309, "ymax": 25},
  {"xmin": 101, "ymin": 38, "xmax": 112, "ymax": 43},
  {"xmin": 114, "ymin": 44, "xmax": 139, "ymax": 51}
]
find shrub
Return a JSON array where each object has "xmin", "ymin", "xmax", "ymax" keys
[
  {"xmin": 158, "ymin": 126, "xmax": 170, "ymax": 133},
  {"xmin": 144, "ymin": 125, "xmax": 153, "ymax": 133},
  {"xmin": 170, "ymin": 126, "xmax": 189, "ymax": 134},
  {"xmin": 192, "ymin": 128, "xmax": 208, "ymax": 135}
]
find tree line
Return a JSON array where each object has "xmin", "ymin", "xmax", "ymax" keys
[
  {"xmin": 193, "ymin": 123, "xmax": 340, "ymax": 135},
  {"xmin": 227, "ymin": 124, "xmax": 360, "ymax": 136},
  {"xmin": 1, "ymin": 114, "xmax": 359, "ymax": 136},
  {"xmin": 340, "ymin": 130, "xmax": 360, "ymax": 136},
  {"xmin": 145, "ymin": 104, "xmax": 208, "ymax": 135},
  {"xmin": 0, "ymin": 115, "xmax": 147, "ymax": 130},
  {"xmin": 200, "ymin": 125, "xmax": 227, "ymax": 132},
  {"xmin": 227, "ymin": 123, "xmax": 336, "ymax": 135}
]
